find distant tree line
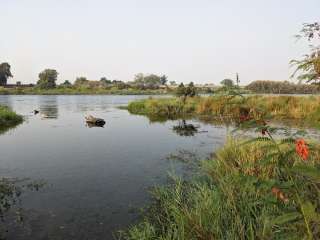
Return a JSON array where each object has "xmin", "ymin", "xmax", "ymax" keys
[{"xmin": 246, "ymin": 80, "xmax": 320, "ymax": 94}]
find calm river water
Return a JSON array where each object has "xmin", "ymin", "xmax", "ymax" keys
[{"xmin": 0, "ymin": 95, "xmax": 228, "ymax": 240}]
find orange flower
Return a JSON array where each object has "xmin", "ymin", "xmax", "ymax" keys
[{"xmin": 295, "ymin": 139, "xmax": 309, "ymax": 161}]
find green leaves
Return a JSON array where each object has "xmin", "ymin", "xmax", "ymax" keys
[
  {"xmin": 290, "ymin": 165, "xmax": 320, "ymax": 182},
  {"xmin": 301, "ymin": 201, "xmax": 320, "ymax": 224},
  {"xmin": 271, "ymin": 212, "xmax": 302, "ymax": 225}
]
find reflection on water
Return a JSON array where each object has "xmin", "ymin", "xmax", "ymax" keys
[
  {"xmin": 39, "ymin": 96, "xmax": 58, "ymax": 119},
  {"xmin": 0, "ymin": 122, "xmax": 21, "ymax": 135},
  {"xmin": 86, "ymin": 122, "xmax": 105, "ymax": 128},
  {"xmin": 0, "ymin": 95, "xmax": 227, "ymax": 239},
  {"xmin": 172, "ymin": 119, "xmax": 199, "ymax": 137}
]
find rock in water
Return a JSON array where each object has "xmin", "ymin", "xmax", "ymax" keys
[{"xmin": 85, "ymin": 115, "xmax": 106, "ymax": 127}]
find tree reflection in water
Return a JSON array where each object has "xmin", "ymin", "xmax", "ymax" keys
[{"xmin": 172, "ymin": 119, "xmax": 199, "ymax": 137}]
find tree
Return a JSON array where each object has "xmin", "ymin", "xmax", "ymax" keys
[
  {"xmin": 176, "ymin": 82, "xmax": 197, "ymax": 103},
  {"xmin": 37, "ymin": 69, "xmax": 58, "ymax": 89},
  {"xmin": 144, "ymin": 74, "xmax": 161, "ymax": 86},
  {"xmin": 169, "ymin": 81, "xmax": 177, "ymax": 86},
  {"xmin": 134, "ymin": 73, "xmax": 144, "ymax": 83},
  {"xmin": 0, "ymin": 62, "xmax": 13, "ymax": 86},
  {"xmin": 176, "ymin": 83, "xmax": 186, "ymax": 97},
  {"xmin": 61, "ymin": 80, "xmax": 72, "ymax": 87},
  {"xmin": 133, "ymin": 73, "xmax": 162, "ymax": 88},
  {"xmin": 74, "ymin": 77, "xmax": 88, "ymax": 86},
  {"xmin": 186, "ymin": 82, "xmax": 196, "ymax": 97},
  {"xmin": 100, "ymin": 77, "xmax": 111, "ymax": 84},
  {"xmin": 220, "ymin": 79, "xmax": 234, "ymax": 88},
  {"xmin": 291, "ymin": 22, "xmax": 320, "ymax": 84},
  {"xmin": 160, "ymin": 75, "xmax": 168, "ymax": 85}
]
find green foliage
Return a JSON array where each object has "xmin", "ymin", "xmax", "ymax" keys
[
  {"xmin": 0, "ymin": 105, "xmax": 23, "ymax": 134},
  {"xmin": 74, "ymin": 76, "xmax": 88, "ymax": 86},
  {"xmin": 175, "ymin": 82, "xmax": 197, "ymax": 102},
  {"xmin": 123, "ymin": 86, "xmax": 320, "ymax": 239},
  {"xmin": 220, "ymin": 78, "xmax": 234, "ymax": 87},
  {"xmin": 61, "ymin": 80, "xmax": 72, "ymax": 87},
  {"xmin": 127, "ymin": 95, "xmax": 320, "ymax": 128},
  {"xmin": 37, "ymin": 69, "xmax": 58, "ymax": 89},
  {"xmin": 121, "ymin": 139, "xmax": 320, "ymax": 240},
  {"xmin": 246, "ymin": 80, "xmax": 320, "ymax": 94},
  {"xmin": 291, "ymin": 22, "xmax": 320, "ymax": 84},
  {"xmin": 169, "ymin": 81, "xmax": 177, "ymax": 86},
  {"xmin": 133, "ymin": 73, "xmax": 167, "ymax": 89},
  {"xmin": 160, "ymin": 75, "xmax": 168, "ymax": 85},
  {"xmin": 100, "ymin": 77, "xmax": 112, "ymax": 84},
  {"xmin": 0, "ymin": 62, "xmax": 13, "ymax": 86}
]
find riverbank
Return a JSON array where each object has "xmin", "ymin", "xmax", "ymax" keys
[
  {"xmin": 121, "ymin": 138, "xmax": 320, "ymax": 239},
  {"xmin": 125, "ymin": 95, "xmax": 320, "ymax": 128},
  {"xmin": 0, "ymin": 87, "xmax": 170, "ymax": 95},
  {"xmin": 0, "ymin": 105, "xmax": 23, "ymax": 132}
]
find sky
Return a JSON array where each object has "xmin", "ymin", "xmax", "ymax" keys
[{"xmin": 1, "ymin": 0, "xmax": 319, "ymax": 85}]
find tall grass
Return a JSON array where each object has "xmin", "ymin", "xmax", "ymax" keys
[
  {"xmin": 127, "ymin": 95, "xmax": 320, "ymax": 127},
  {"xmin": 120, "ymin": 139, "xmax": 320, "ymax": 240},
  {"xmin": 0, "ymin": 105, "xmax": 23, "ymax": 133}
]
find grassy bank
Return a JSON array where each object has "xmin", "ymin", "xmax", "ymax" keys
[
  {"xmin": 126, "ymin": 95, "xmax": 320, "ymax": 127},
  {"xmin": 120, "ymin": 139, "xmax": 320, "ymax": 239},
  {"xmin": 0, "ymin": 105, "xmax": 23, "ymax": 133},
  {"xmin": 0, "ymin": 86, "xmax": 170, "ymax": 95}
]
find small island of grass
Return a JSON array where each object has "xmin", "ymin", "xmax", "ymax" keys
[
  {"xmin": 0, "ymin": 105, "xmax": 23, "ymax": 133},
  {"xmin": 126, "ymin": 95, "xmax": 320, "ymax": 128}
]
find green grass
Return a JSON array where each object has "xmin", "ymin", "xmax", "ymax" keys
[
  {"xmin": 120, "ymin": 139, "xmax": 320, "ymax": 240},
  {"xmin": 126, "ymin": 95, "xmax": 320, "ymax": 127},
  {"xmin": 0, "ymin": 105, "xmax": 23, "ymax": 133}
]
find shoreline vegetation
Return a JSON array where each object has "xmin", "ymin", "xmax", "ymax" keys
[
  {"xmin": 0, "ymin": 86, "xmax": 170, "ymax": 95},
  {"xmin": 1, "ymin": 79, "xmax": 320, "ymax": 95},
  {"xmin": 120, "ymin": 139, "xmax": 320, "ymax": 239},
  {"xmin": 121, "ymin": 94, "xmax": 320, "ymax": 239},
  {"xmin": 125, "ymin": 95, "xmax": 320, "ymax": 128},
  {"xmin": 0, "ymin": 105, "xmax": 23, "ymax": 134}
]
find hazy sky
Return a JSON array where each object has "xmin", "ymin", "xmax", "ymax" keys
[{"xmin": 1, "ymin": 0, "xmax": 319, "ymax": 85}]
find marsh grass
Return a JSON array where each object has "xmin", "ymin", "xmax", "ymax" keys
[
  {"xmin": 127, "ymin": 95, "xmax": 320, "ymax": 127},
  {"xmin": 120, "ymin": 139, "xmax": 320, "ymax": 240},
  {"xmin": 0, "ymin": 105, "xmax": 23, "ymax": 133}
]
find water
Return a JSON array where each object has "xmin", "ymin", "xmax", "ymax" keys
[{"xmin": 0, "ymin": 95, "xmax": 228, "ymax": 240}]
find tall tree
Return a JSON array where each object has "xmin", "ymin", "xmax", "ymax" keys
[
  {"xmin": 160, "ymin": 75, "xmax": 168, "ymax": 85},
  {"xmin": 220, "ymin": 79, "xmax": 234, "ymax": 88},
  {"xmin": 0, "ymin": 62, "xmax": 13, "ymax": 86},
  {"xmin": 37, "ymin": 69, "xmax": 58, "ymax": 89}
]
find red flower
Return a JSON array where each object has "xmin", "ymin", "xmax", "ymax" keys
[{"xmin": 295, "ymin": 139, "xmax": 309, "ymax": 161}]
